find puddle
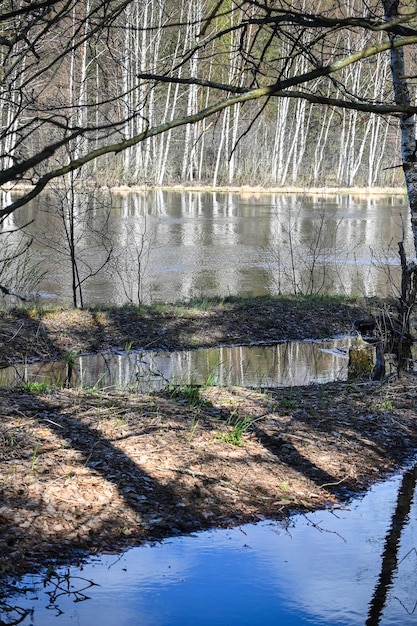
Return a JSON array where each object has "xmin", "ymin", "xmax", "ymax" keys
[
  {"xmin": 0, "ymin": 338, "xmax": 354, "ymax": 390},
  {"xmin": 2, "ymin": 464, "xmax": 417, "ymax": 625}
]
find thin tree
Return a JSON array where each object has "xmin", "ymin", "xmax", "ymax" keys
[{"xmin": 37, "ymin": 170, "xmax": 113, "ymax": 308}]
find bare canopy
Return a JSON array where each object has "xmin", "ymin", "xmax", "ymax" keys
[{"xmin": 1, "ymin": 0, "xmax": 417, "ymax": 251}]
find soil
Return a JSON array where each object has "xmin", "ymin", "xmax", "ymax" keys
[{"xmin": 1, "ymin": 295, "xmax": 416, "ymax": 584}]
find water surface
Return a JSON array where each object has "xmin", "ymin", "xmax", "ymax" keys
[
  {"xmin": 2, "ymin": 191, "xmax": 413, "ymax": 305},
  {"xmin": 0, "ymin": 338, "xmax": 352, "ymax": 390},
  {"xmin": 3, "ymin": 465, "xmax": 417, "ymax": 625}
]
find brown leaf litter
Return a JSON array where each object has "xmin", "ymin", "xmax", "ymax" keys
[{"xmin": 0, "ymin": 296, "xmax": 416, "ymax": 581}]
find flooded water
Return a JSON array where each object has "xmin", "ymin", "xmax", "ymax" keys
[
  {"xmin": 0, "ymin": 338, "xmax": 353, "ymax": 390},
  {"xmin": 1, "ymin": 190, "xmax": 416, "ymax": 624},
  {"xmin": 1, "ymin": 190, "xmax": 414, "ymax": 305},
  {"xmin": 2, "ymin": 464, "xmax": 417, "ymax": 625}
]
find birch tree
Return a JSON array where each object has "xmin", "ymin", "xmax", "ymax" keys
[
  {"xmin": 3, "ymin": 0, "xmax": 417, "ymax": 255},
  {"xmin": 382, "ymin": 0, "xmax": 417, "ymax": 253}
]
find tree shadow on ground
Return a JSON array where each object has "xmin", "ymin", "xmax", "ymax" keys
[
  {"xmin": 1, "ymin": 371, "xmax": 417, "ymax": 588},
  {"xmin": 0, "ymin": 296, "xmax": 372, "ymax": 368},
  {"xmin": 103, "ymin": 296, "xmax": 369, "ymax": 350}
]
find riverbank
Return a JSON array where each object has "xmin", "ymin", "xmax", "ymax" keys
[
  {"xmin": 5, "ymin": 182, "xmax": 407, "ymax": 196},
  {"xmin": 0, "ymin": 294, "xmax": 390, "ymax": 363},
  {"xmin": 118, "ymin": 184, "xmax": 408, "ymax": 198},
  {"xmin": 1, "ymin": 295, "xmax": 416, "ymax": 583}
]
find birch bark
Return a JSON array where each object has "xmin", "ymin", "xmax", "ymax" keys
[{"xmin": 383, "ymin": 0, "xmax": 417, "ymax": 255}]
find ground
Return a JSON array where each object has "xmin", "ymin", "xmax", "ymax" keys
[{"xmin": 0, "ymin": 295, "xmax": 416, "ymax": 583}]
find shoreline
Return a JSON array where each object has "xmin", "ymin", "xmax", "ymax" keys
[
  {"xmin": 0, "ymin": 294, "xmax": 416, "ymax": 585},
  {"xmin": 2, "ymin": 182, "xmax": 408, "ymax": 197}
]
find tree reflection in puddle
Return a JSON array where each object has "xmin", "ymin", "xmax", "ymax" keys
[
  {"xmin": 2, "ymin": 462, "xmax": 417, "ymax": 626},
  {"xmin": 1, "ymin": 570, "xmax": 97, "ymax": 625},
  {"xmin": 0, "ymin": 338, "xmax": 354, "ymax": 391},
  {"xmin": 366, "ymin": 464, "xmax": 417, "ymax": 625}
]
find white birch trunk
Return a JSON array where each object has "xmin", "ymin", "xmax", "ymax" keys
[
  {"xmin": 1, "ymin": 55, "xmax": 24, "ymax": 171},
  {"xmin": 350, "ymin": 39, "xmax": 389, "ymax": 185},
  {"xmin": 212, "ymin": 108, "xmax": 228, "ymax": 187},
  {"xmin": 121, "ymin": 3, "xmax": 133, "ymax": 174},
  {"xmin": 336, "ymin": 108, "xmax": 347, "ymax": 183},
  {"xmin": 271, "ymin": 98, "xmax": 290, "ymax": 183},
  {"xmin": 383, "ymin": 0, "xmax": 417, "ymax": 255},
  {"xmin": 132, "ymin": 1, "xmax": 148, "ymax": 178},
  {"xmin": 291, "ymin": 98, "xmax": 310, "ymax": 183},
  {"xmin": 224, "ymin": 103, "xmax": 239, "ymax": 184},
  {"xmin": 280, "ymin": 98, "xmax": 304, "ymax": 185},
  {"xmin": 181, "ymin": 0, "xmax": 201, "ymax": 181},
  {"xmin": 74, "ymin": 0, "xmax": 90, "ymax": 162},
  {"xmin": 367, "ymin": 53, "xmax": 390, "ymax": 187},
  {"xmin": 197, "ymin": 63, "xmax": 213, "ymax": 181},
  {"xmin": 313, "ymin": 103, "xmax": 336, "ymax": 184}
]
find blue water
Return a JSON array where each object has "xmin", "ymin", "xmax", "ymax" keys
[{"xmin": 2, "ymin": 468, "xmax": 417, "ymax": 625}]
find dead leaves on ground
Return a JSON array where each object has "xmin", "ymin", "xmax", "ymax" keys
[{"xmin": 1, "ymin": 375, "xmax": 417, "ymax": 578}]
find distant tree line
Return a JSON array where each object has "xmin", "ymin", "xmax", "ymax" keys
[
  {"xmin": 2, "ymin": 1, "xmax": 417, "ymax": 354},
  {"xmin": 0, "ymin": 0, "xmax": 413, "ymax": 197}
]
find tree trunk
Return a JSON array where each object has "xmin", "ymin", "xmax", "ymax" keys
[
  {"xmin": 382, "ymin": 0, "xmax": 417, "ymax": 372},
  {"xmin": 383, "ymin": 0, "xmax": 417, "ymax": 256}
]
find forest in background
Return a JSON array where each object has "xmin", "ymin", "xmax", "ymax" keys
[
  {"xmin": 3, "ymin": 1, "xmax": 417, "ymax": 312},
  {"xmin": 0, "ymin": 0, "xmax": 410, "ymax": 190}
]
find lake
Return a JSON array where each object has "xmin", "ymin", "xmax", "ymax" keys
[{"xmin": 1, "ymin": 189, "xmax": 414, "ymax": 306}]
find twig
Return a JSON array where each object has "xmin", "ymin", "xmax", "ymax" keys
[
  {"xmin": 301, "ymin": 512, "xmax": 347, "ymax": 542},
  {"xmin": 4, "ymin": 322, "xmax": 24, "ymax": 343},
  {"xmin": 318, "ymin": 476, "xmax": 349, "ymax": 489},
  {"xmin": 41, "ymin": 417, "xmax": 64, "ymax": 428},
  {"xmin": 157, "ymin": 465, "xmax": 208, "ymax": 478}
]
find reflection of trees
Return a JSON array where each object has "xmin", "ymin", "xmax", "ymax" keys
[
  {"xmin": 0, "ymin": 599, "xmax": 32, "ymax": 625},
  {"xmin": 0, "ymin": 570, "xmax": 96, "ymax": 625},
  {"xmin": 366, "ymin": 464, "xmax": 417, "ymax": 625},
  {"xmin": 35, "ymin": 182, "xmax": 114, "ymax": 309},
  {"xmin": 9, "ymin": 191, "xmax": 414, "ymax": 305}
]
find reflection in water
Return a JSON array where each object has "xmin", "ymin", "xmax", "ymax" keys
[
  {"xmin": 2, "ymin": 464, "xmax": 417, "ymax": 625},
  {"xmin": 2, "ymin": 191, "xmax": 413, "ymax": 305},
  {"xmin": 0, "ymin": 339, "xmax": 352, "ymax": 391},
  {"xmin": 366, "ymin": 465, "xmax": 417, "ymax": 625}
]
